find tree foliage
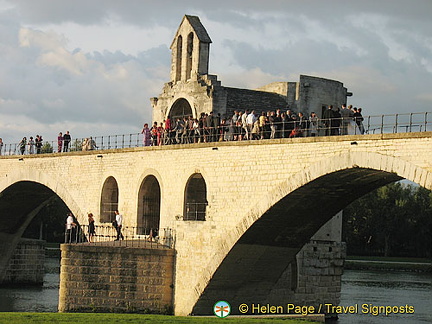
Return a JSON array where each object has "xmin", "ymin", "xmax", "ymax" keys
[
  {"xmin": 41, "ymin": 142, "xmax": 53, "ymax": 153},
  {"xmin": 343, "ymin": 182, "xmax": 432, "ymax": 258}
]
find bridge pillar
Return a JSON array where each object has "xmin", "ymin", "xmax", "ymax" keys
[
  {"xmin": 59, "ymin": 243, "xmax": 175, "ymax": 314},
  {"xmin": 2, "ymin": 238, "xmax": 45, "ymax": 285}
]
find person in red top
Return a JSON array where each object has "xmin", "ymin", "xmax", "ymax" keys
[
  {"xmin": 157, "ymin": 122, "xmax": 163, "ymax": 146},
  {"xmin": 57, "ymin": 132, "xmax": 63, "ymax": 153},
  {"xmin": 150, "ymin": 122, "xmax": 158, "ymax": 146}
]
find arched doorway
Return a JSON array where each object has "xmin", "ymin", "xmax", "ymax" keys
[
  {"xmin": 137, "ymin": 175, "xmax": 161, "ymax": 235},
  {"xmin": 169, "ymin": 98, "xmax": 193, "ymax": 121},
  {"xmin": 100, "ymin": 176, "xmax": 118, "ymax": 223}
]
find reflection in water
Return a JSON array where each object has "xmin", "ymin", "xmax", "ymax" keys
[
  {"xmin": 334, "ymin": 270, "xmax": 432, "ymax": 324},
  {"xmin": 0, "ymin": 257, "xmax": 59, "ymax": 313}
]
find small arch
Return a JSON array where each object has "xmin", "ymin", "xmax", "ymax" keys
[
  {"xmin": 169, "ymin": 98, "xmax": 193, "ymax": 121},
  {"xmin": 184, "ymin": 173, "xmax": 207, "ymax": 221},
  {"xmin": 176, "ymin": 35, "xmax": 182, "ymax": 82},
  {"xmin": 100, "ymin": 176, "xmax": 119, "ymax": 223},
  {"xmin": 186, "ymin": 32, "xmax": 194, "ymax": 80},
  {"xmin": 137, "ymin": 175, "xmax": 161, "ymax": 235}
]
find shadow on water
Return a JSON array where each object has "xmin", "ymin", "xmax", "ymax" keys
[{"xmin": 0, "ymin": 257, "xmax": 60, "ymax": 313}]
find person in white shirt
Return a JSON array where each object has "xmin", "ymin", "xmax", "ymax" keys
[
  {"xmin": 114, "ymin": 210, "xmax": 124, "ymax": 241},
  {"xmin": 65, "ymin": 212, "xmax": 76, "ymax": 243},
  {"xmin": 246, "ymin": 110, "xmax": 257, "ymax": 139}
]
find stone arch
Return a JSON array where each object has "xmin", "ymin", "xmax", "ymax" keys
[
  {"xmin": 191, "ymin": 151, "xmax": 432, "ymax": 315},
  {"xmin": 175, "ymin": 35, "xmax": 182, "ymax": 82},
  {"xmin": 0, "ymin": 179, "xmax": 79, "ymax": 283},
  {"xmin": 184, "ymin": 173, "xmax": 207, "ymax": 221},
  {"xmin": 137, "ymin": 175, "xmax": 161, "ymax": 235},
  {"xmin": 186, "ymin": 32, "xmax": 194, "ymax": 80},
  {"xmin": 168, "ymin": 98, "xmax": 193, "ymax": 121},
  {"xmin": 100, "ymin": 176, "xmax": 119, "ymax": 223},
  {"xmin": 0, "ymin": 168, "xmax": 82, "ymax": 223}
]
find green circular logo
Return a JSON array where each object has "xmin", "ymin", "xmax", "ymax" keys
[{"xmin": 213, "ymin": 300, "xmax": 231, "ymax": 318}]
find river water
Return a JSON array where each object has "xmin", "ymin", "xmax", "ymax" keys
[
  {"xmin": 0, "ymin": 257, "xmax": 431, "ymax": 323},
  {"xmin": 335, "ymin": 269, "xmax": 432, "ymax": 324}
]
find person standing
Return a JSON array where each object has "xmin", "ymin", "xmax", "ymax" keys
[
  {"xmin": 322, "ymin": 105, "xmax": 334, "ymax": 136},
  {"xmin": 340, "ymin": 104, "xmax": 354, "ymax": 135},
  {"xmin": 19, "ymin": 137, "xmax": 26, "ymax": 155},
  {"xmin": 114, "ymin": 210, "xmax": 124, "ymax": 241},
  {"xmin": 150, "ymin": 122, "xmax": 158, "ymax": 146},
  {"xmin": 63, "ymin": 131, "xmax": 71, "ymax": 152},
  {"xmin": 57, "ymin": 132, "xmax": 63, "ymax": 153},
  {"xmin": 269, "ymin": 111, "xmax": 276, "ymax": 139},
  {"xmin": 65, "ymin": 212, "xmax": 76, "ymax": 243},
  {"xmin": 309, "ymin": 112, "xmax": 319, "ymax": 137},
  {"xmin": 0, "ymin": 138, "xmax": 3, "ymax": 155},
  {"xmin": 353, "ymin": 107, "xmax": 365, "ymax": 134},
  {"xmin": 35, "ymin": 135, "xmax": 42, "ymax": 154},
  {"xmin": 141, "ymin": 123, "xmax": 151, "ymax": 146},
  {"xmin": 87, "ymin": 213, "xmax": 96, "ymax": 243},
  {"xmin": 28, "ymin": 136, "xmax": 35, "ymax": 154}
]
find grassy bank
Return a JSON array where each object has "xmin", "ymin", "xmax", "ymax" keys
[{"xmin": 0, "ymin": 313, "xmax": 319, "ymax": 324}]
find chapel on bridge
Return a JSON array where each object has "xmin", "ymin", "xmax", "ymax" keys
[{"xmin": 151, "ymin": 15, "xmax": 352, "ymax": 122}]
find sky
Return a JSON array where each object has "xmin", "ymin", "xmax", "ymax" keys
[{"xmin": 0, "ymin": 0, "xmax": 431, "ymax": 144}]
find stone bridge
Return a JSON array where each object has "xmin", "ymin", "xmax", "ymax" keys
[{"xmin": 1, "ymin": 132, "xmax": 432, "ymax": 315}]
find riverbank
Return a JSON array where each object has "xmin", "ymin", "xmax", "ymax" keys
[
  {"xmin": 345, "ymin": 256, "xmax": 431, "ymax": 272},
  {"xmin": 0, "ymin": 313, "xmax": 319, "ymax": 323}
]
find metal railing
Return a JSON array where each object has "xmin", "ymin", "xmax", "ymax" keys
[
  {"xmin": 1, "ymin": 112, "xmax": 431, "ymax": 156},
  {"xmin": 64, "ymin": 224, "xmax": 175, "ymax": 249},
  {"xmin": 184, "ymin": 202, "xmax": 207, "ymax": 221}
]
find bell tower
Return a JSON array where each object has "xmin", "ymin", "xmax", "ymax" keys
[{"xmin": 170, "ymin": 15, "xmax": 212, "ymax": 82}]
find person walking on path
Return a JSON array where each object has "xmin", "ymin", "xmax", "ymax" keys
[{"xmin": 114, "ymin": 210, "xmax": 124, "ymax": 241}]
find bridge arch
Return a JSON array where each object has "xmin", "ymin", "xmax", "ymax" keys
[
  {"xmin": 191, "ymin": 151, "xmax": 432, "ymax": 314},
  {"xmin": 0, "ymin": 176, "xmax": 81, "ymax": 284},
  {"xmin": 0, "ymin": 168, "xmax": 82, "ymax": 222}
]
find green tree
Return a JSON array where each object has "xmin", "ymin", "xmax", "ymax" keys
[
  {"xmin": 70, "ymin": 139, "xmax": 83, "ymax": 152},
  {"xmin": 343, "ymin": 182, "xmax": 431, "ymax": 258},
  {"xmin": 41, "ymin": 142, "xmax": 53, "ymax": 153}
]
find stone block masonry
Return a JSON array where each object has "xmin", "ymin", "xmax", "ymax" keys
[
  {"xmin": 3, "ymin": 238, "xmax": 45, "ymax": 285},
  {"xmin": 59, "ymin": 243, "xmax": 175, "ymax": 313}
]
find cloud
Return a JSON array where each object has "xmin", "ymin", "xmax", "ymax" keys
[
  {"xmin": 1, "ymin": 0, "xmax": 432, "ymax": 145},
  {"xmin": 0, "ymin": 9, "xmax": 170, "ymax": 143}
]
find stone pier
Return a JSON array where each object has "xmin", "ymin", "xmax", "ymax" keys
[
  {"xmin": 2, "ymin": 238, "xmax": 45, "ymax": 285},
  {"xmin": 58, "ymin": 242, "xmax": 175, "ymax": 313}
]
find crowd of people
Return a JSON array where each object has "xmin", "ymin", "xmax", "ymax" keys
[
  {"xmin": 0, "ymin": 131, "xmax": 101, "ymax": 155},
  {"xmin": 1, "ymin": 104, "xmax": 365, "ymax": 155},
  {"xmin": 141, "ymin": 104, "xmax": 365, "ymax": 146}
]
